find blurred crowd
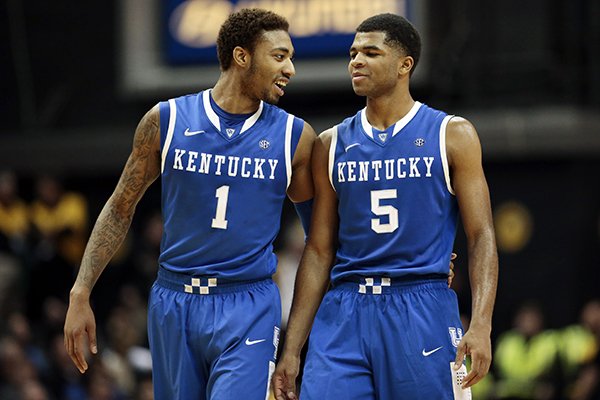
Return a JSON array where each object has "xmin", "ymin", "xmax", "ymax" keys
[{"xmin": 0, "ymin": 169, "xmax": 599, "ymax": 400}]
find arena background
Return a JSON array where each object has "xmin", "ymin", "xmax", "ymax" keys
[{"xmin": 1, "ymin": 0, "xmax": 599, "ymax": 398}]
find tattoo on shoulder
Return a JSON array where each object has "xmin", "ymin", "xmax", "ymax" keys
[{"xmin": 134, "ymin": 108, "xmax": 160, "ymax": 150}]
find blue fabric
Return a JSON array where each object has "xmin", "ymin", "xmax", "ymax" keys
[
  {"xmin": 158, "ymin": 90, "xmax": 304, "ymax": 281},
  {"xmin": 148, "ymin": 278, "xmax": 281, "ymax": 400},
  {"xmin": 329, "ymin": 103, "xmax": 458, "ymax": 282},
  {"xmin": 300, "ymin": 279, "xmax": 465, "ymax": 400},
  {"xmin": 293, "ymin": 198, "xmax": 313, "ymax": 237}
]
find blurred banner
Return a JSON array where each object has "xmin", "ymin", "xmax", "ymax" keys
[
  {"xmin": 119, "ymin": 0, "xmax": 423, "ymax": 97},
  {"xmin": 163, "ymin": 0, "xmax": 409, "ymax": 64}
]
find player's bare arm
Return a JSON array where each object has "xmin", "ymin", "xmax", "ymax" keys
[
  {"xmin": 64, "ymin": 105, "xmax": 161, "ymax": 373},
  {"xmin": 273, "ymin": 129, "xmax": 338, "ymax": 400},
  {"xmin": 287, "ymin": 122, "xmax": 317, "ymax": 202},
  {"xmin": 446, "ymin": 116, "xmax": 498, "ymax": 388}
]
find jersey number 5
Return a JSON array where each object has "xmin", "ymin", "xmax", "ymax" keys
[
  {"xmin": 370, "ymin": 189, "xmax": 398, "ymax": 233},
  {"xmin": 211, "ymin": 185, "xmax": 229, "ymax": 229}
]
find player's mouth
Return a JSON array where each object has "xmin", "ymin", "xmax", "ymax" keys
[
  {"xmin": 274, "ymin": 79, "xmax": 288, "ymax": 96},
  {"xmin": 351, "ymin": 72, "xmax": 367, "ymax": 83}
]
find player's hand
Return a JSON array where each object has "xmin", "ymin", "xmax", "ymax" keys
[
  {"xmin": 448, "ymin": 252, "xmax": 457, "ymax": 287},
  {"xmin": 453, "ymin": 324, "xmax": 492, "ymax": 388},
  {"xmin": 64, "ymin": 292, "xmax": 97, "ymax": 373},
  {"xmin": 272, "ymin": 353, "xmax": 301, "ymax": 400}
]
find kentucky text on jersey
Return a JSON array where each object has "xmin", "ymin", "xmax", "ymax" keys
[
  {"xmin": 337, "ymin": 156, "xmax": 434, "ymax": 182},
  {"xmin": 172, "ymin": 149, "xmax": 279, "ymax": 180}
]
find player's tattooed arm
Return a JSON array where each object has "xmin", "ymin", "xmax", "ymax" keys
[
  {"xmin": 65, "ymin": 106, "xmax": 160, "ymax": 373},
  {"xmin": 73, "ymin": 105, "xmax": 161, "ymax": 295}
]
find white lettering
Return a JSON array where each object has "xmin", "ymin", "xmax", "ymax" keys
[
  {"xmin": 384, "ymin": 159, "xmax": 394, "ymax": 180},
  {"xmin": 359, "ymin": 161, "xmax": 369, "ymax": 181},
  {"xmin": 397, "ymin": 158, "xmax": 406, "ymax": 178},
  {"xmin": 409, "ymin": 157, "xmax": 421, "ymax": 177},
  {"xmin": 170, "ymin": 148, "xmax": 279, "ymax": 181},
  {"xmin": 423, "ymin": 157, "xmax": 434, "ymax": 177},
  {"xmin": 186, "ymin": 151, "xmax": 198, "ymax": 172},
  {"xmin": 253, "ymin": 158, "xmax": 265, "ymax": 179},
  {"xmin": 347, "ymin": 161, "xmax": 357, "ymax": 182},
  {"xmin": 335, "ymin": 156, "xmax": 436, "ymax": 184},
  {"xmin": 268, "ymin": 159, "xmax": 279, "ymax": 180},
  {"xmin": 227, "ymin": 156, "xmax": 240, "ymax": 177},
  {"xmin": 173, "ymin": 149, "xmax": 185, "ymax": 170},
  {"xmin": 241, "ymin": 157, "xmax": 252, "ymax": 178},
  {"xmin": 214, "ymin": 155, "xmax": 226, "ymax": 175},
  {"xmin": 199, "ymin": 153, "xmax": 212, "ymax": 174},
  {"xmin": 371, "ymin": 160, "xmax": 382, "ymax": 181},
  {"xmin": 338, "ymin": 162, "xmax": 346, "ymax": 183}
]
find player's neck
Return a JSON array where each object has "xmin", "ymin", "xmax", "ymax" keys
[
  {"xmin": 211, "ymin": 75, "xmax": 261, "ymax": 114},
  {"xmin": 365, "ymin": 91, "xmax": 415, "ymax": 131}
]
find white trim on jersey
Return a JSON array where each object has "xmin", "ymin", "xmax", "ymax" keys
[
  {"xmin": 440, "ymin": 115, "xmax": 455, "ymax": 195},
  {"xmin": 284, "ymin": 114, "xmax": 294, "ymax": 189},
  {"xmin": 359, "ymin": 102, "xmax": 422, "ymax": 139},
  {"xmin": 240, "ymin": 101, "xmax": 264, "ymax": 134},
  {"xmin": 203, "ymin": 89, "xmax": 264, "ymax": 134},
  {"xmin": 161, "ymin": 99, "xmax": 177, "ymax": 173},
  {"xmin": 360, "ymin": 109, "xmax": 372, "ymax": 139},
  {"xmin": 328, "ymin": 126, "xmax": 338, "ymax": 192},
  {"xmin": 392, "ymin": 101, "xmax": 422, "ymax": 136},
  {"xmin": 203, "ymin": 90, "xmax": 221, "ymax": 131}
]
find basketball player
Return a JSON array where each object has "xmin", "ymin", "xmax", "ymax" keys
[
  {"xmin": 63, "ymin": 9, "xmax": 315, "ymax": 399},
  {"xmin": 273, "ymin": 13, "xmax": 498, "ymax": 399}
]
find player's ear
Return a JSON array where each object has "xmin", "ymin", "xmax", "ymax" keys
[
  {"xmin": 398, "ymin": 55, "xmax": 414, "ymax": 77},
  {"xmin": 233, "ymin": 46, "xmax": 251, "ymax": 69}
]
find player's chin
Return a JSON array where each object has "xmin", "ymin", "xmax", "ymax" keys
[
  {"xmin": 264, "ymin": 92, "xmax": 281, "ymax": 105},
  {"xmin": 351, "ymin": 82, "xmax": 367, "ymax": 96}
]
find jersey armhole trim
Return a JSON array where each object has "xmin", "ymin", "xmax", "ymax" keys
[
  {"xmin": 328, "ymin": 126, "xmax": 338, "ymax": 192},
  {"xmin": 161, "ymin": 99, "xmax": 177, "ymax": 174},
  {"xmin": 285, "ymin": 114, "xmax": 294, "ymax": 189},
  {"xmin": 440, "ymin": 115, "xmax": 455, "ymax": 195}
]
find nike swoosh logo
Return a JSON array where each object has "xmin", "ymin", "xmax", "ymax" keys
[
  {"xmin": 422, "ymin": 346, "xmax": 443, "ymax": 356},
  {"xmin": 245, "ymin": 338, "xmax": 266, "ymax": 346},
  {"xmin": 345, "ymin": 143, "xmax": 361, "ymax": 152},
  {"xmin": 184, "ymin": 128, "xmax": 205, "ymax": 136}
]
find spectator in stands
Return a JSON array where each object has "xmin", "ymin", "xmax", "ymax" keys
[
  {"xmin": 568, "ymin": 299, "xmax": 600, "ymax": 400},
  {"xmin": 0, "ymin": 170, "xmax": 29, "ymax": 316},
  {"xmin": 0, "ymin": 170, "xmax": 29, "ymax": 255},
  {"xmin": 494, "ymin": 302, "xmax": 561, "ymax": 399},
  {"xmin": 28, "ymin": 175, "xmax": 88, "ymax": 319}
]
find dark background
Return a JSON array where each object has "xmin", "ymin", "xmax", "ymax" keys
[{"xmin": 2, "ymin": 0, "xmax": 599, "ymax": 336}]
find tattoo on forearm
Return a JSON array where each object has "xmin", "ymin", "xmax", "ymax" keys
[{"xmin": 76, "ymin": 108, "xmax": 160, "ymax": 290}]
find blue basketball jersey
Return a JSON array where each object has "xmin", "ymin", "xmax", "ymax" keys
[
  {"xmin": 329, "ymin": 102, "xmax": 458, "ymax": 282},
  {"xmin": 158, "ymin": 89, "xmax": 304, "ymax": 281}
]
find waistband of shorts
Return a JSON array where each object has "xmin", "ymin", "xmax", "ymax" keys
[
  {"xmin": 332, "ymin": 274, "xmax": 448, "ymax": 294},
  {"xmin": 156, "ymin": 267, "xmax": 271, "ymax": 295}
]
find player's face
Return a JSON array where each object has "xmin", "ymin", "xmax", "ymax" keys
[
  {"xmin": 245, "ymin": 30, "xmax": 296, "ymax": 105},
  {"xmin": 348, "ymin": 31, "xmax": 404, "ymax": 97}
]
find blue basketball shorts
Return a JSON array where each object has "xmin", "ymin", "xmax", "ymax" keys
[
  {"xmin": 300, "ymin": 278, "xmax": 471, "ymax": 400},
  {"xmin": 148, "ymin": 268, "xmax": 281, "ymax": 400}
]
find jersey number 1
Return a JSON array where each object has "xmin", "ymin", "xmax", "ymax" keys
[
  {"xmin": 211, "ymin": 185, "xmax": 229, "ymax": 229},
  {"xmin": 370, "ymin": 189, "xmax": 398, "ymax": 233}
]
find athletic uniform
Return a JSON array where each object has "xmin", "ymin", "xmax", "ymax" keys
[
  {"xmin": 301, "ymin": 102, "xmax": 471, "ymax": 399},
  {"xmin": 149, "ymin": 89, "xmax": 304, "ymax": 400}
]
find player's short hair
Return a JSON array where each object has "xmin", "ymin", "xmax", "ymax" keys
[
  {"xmin": 216, "ymin": 8, "xmax": 289, "ymax": 71},
  {"xmin": 357, "ymin": 13, "xmax": 421, "ymax": 74}
]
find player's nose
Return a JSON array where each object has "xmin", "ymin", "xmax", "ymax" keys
[{"xmin": 283, "ymin": 58, "xmax": 295, "ymax": 78}]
